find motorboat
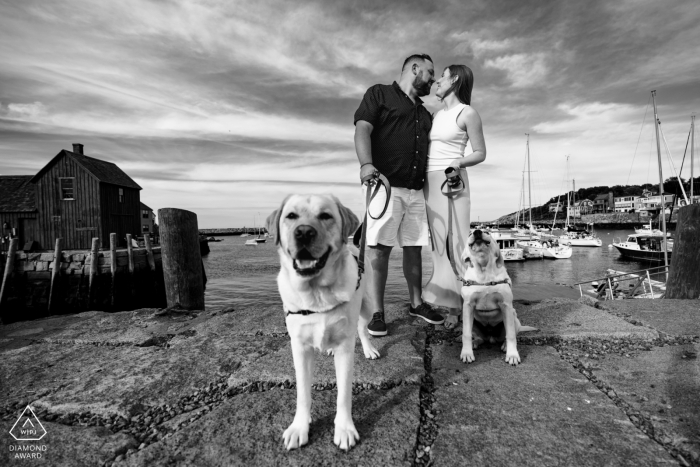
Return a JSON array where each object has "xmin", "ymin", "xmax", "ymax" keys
[
  {"xmin": 611, "ymin": 233, "xmax": 672, "ymax": 261},
  {"xmin": 489, "ymin": 231, "xmax": 525, "ymax": 261},
  {"xmin": 634, "ymin": 221, "xmax": 669, "ymax": 236},
  {"xmin": 245, "ymin": 238, "xmax": 258, "ymax": 246}
]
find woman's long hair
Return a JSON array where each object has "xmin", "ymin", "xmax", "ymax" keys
[{"xmin": 443, "ymin": 65, "xmax": 474, "ymax": 105}]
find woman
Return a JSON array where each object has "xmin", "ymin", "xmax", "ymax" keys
[{"xmin": 422, "ymin": 65, "xmax": 486, "ymax": 329}]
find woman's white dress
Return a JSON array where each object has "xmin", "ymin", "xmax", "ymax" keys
[{"xmin": 422, "ymin": 103, "xmax": 471, "ymax": 312}]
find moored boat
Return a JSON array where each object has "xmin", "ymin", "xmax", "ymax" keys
[
  {"xmin": 611, "ymin": 233, "xmax": 672, "ymax": 261},
  {"xmin": 490, "ymin": 231, "xmax": 525, "ymax": 261}
]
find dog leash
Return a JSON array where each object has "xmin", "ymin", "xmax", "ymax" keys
[
  {"xmin": 357, "ymin": 170, "xmax": 391, "ymax": 275},
  {"xmin": 287, "ymin": 171, "xmax": 389, "ymax": 318},
  {"xmin": 442, "ymin": 169, "xmax": 466, "ymax": 283}
]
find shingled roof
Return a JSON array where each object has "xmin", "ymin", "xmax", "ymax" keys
[
  {"xmin": 30, "ymin": 150, "xmax": 142, "ymax": 190},
  {"xmin": 0, "ymin": 176, "xmax": 36, "ymax": 212}
]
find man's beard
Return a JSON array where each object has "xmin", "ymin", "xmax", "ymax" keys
[{"xmin": 413, "ymin": 74, "xmax": 431, "ymax": 97}]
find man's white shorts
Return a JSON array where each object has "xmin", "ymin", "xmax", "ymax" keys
[{"xmin": 362, "ymin": 185, "xmax": 429, "ymax": 248}]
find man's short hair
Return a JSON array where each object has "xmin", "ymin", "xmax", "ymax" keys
[{"xmin": 402, "ymin": 54, "xmax": 433, "ymax": 71}]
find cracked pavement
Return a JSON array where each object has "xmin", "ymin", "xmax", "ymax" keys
[{"xmin": 1, "ymin": 298, "xmax": 699, "ymax": 466}]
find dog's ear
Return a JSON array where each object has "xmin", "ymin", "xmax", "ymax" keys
[
  {"xmin": 495, "ymin": 247, "xmax": 504, "ymax": 269},
  {"xmin": 333, "ymin": 196, "xmax": 360, "ymax": 242},
  {"xmin": 266, "ymin": 196, "xmax": 290, "ymax": 245}
]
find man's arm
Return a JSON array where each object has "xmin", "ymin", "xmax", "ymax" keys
[{"xmin": 354, "ymin": 120, "xmax": 376, "ymax": 181}]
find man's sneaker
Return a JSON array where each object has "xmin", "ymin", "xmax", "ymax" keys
[
  {"xmin": 367, "ymin": 311, "xmax": 388, "ymax": 336},
  {"xmin": 409, "ymin": 303, "xmax": 445, "ymax": 325}
]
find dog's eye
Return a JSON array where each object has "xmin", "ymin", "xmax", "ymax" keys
[
  {"xmin": 318, "ymin": 212, "xmax": 333, "ymax": 221},
  {"xmin": 286, "ymin": 212, "xmax": 298, "ymax": 220}
]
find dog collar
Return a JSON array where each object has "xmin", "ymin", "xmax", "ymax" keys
[
  {"xmin": 286, "ymin": 254, "xmax": 362, "ymax": 317},
  {"xmin": 462, "ymin": 278, "xmax": 511, "ymax": 288}
]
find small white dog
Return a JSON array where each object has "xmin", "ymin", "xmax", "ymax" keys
[
  {"xmin": 266, "ymin": 194, "xmax": 380, "ymax": 451},
  {"xmin": 459, "ymin": 229, "xmax": 537, "ymax": 366}
]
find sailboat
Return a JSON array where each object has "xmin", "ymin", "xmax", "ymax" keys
[
  {"xmin": 254, "ymin": 212, "xmax": 267, "ymax": 243},
  {"xmin": 513, "ymin": 134, "xmax": 549, "ymax": 259},
  {"xmin": 612, "ymin": 91, "xmax": 688, "ymax": 264},
  {"xmin": 245, "ymin": 216, "xmax": 260, "ymax": 246},
  {"xmin": 557, "ymin": 163, "xmax": 602, "ymax": 247}
]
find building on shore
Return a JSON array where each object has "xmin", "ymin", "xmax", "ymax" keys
[
  {"xmin": 568, "ymin": 199, "xmax": 594, "ymax": 218},
  {"xmin": 140, "ymin": 202, "xmax": 155, "ymax": 235},
  {"xmin": 592, "ymin": 192, "xmax": 615, "ymax": 214},
  {"xmin": 0, "ymin": 143, "xmax": 142, "ymax": 250},
  {"xmin": 614, "ymin": 195, "xmax": 641, "ymax": 213}
]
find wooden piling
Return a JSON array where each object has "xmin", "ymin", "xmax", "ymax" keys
[
  {"xmin": 88, "ymin": 237, "xmax": 100, "ymax": 309},
  {"xmin": 666, "ymin": 204, "xmax": 700, "ymax": 299},
  {"xmin": 0, "ymin": 238, "xmax": 19, "ymax": 312},
  {"xmin": 158, "ymin": 208, "xmax": 204, "ymax": 310},
  {"xmin": 126, "ymin": 234, "xmax": 135, "ymax": 274},
  {"xmin": 144, "ymin": 235, "xmax": 156, "ymax": 272},
  {"xmin": 126, "ymin": 233, "xmax": 136, "ymax": 303},
  {"xmin": 110, "ymin": 233, "xmax": 117, "ymax": 308},
  {"xmin": 48, "ymin": 238, "xmax": 63, "ymax": 314}
]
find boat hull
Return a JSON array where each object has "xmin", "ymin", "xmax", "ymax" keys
[
  {"xmin": 612, "ymin": 245, "xmax": 671, "ymax": 262},
  {"xmin": 542, "ymin": 246, "xmax": 573, "ymax": 259},
  {"xmin": 560, "ymin": 237, "xmax": 602, "ymax": 247},
  {"xmin": 502, "ymin": 248, "xmax": 525, "ymax": 261}
]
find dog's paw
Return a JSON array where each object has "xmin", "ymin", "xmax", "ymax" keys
[
  {"xmin": 363, "ymin": 343, "xmax": 380, "ymax": 360},
  {"xmin": 282, "ymin": 423, "xmax": 309, "ymax": 450},
  {"xmin": 334, "ymin": 420, "xmax": 360, "ymax": 451},
  {"xmin": 460, "ymin": 347, "xmax": 475, "ymax": 363},
  {"xmin": 504, "ymin": 351, "xmax": 521, "ymax": 366}
]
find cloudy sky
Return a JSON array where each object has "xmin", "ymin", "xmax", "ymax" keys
[{"xmin": 1, "ymin": 0, "xmax": 699, "ymax": 227}]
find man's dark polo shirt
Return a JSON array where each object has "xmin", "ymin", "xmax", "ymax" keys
[{"xmin": 354, "ymin": 81, "xmax": 432, "ymax": 190}]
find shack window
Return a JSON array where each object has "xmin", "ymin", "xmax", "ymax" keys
[
  {"xmin": 142, "ymin": 224, "xmax": 150, "ymax": 233},
  {"xmin": 142, "ymin": 210, "xmax": 149, "ymax": 219},
  {"xmin": 119, "ymin": 188, "xmax": 124, "ymax": 203},
  {"xmin": 60, "ymin": 178, "xmax": 74, "ymax": 200}
]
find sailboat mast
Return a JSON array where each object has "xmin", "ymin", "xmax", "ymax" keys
[
  {"xmin": 651, "ymin": 90, "xmax": 669, "ymax": 274},
  {"xmin": 526, "ymin": 134, "xmax": 532, "ymax": 230},
  {"xmin": 565, "ymin": 155, "xmax": 570, "ymax": 229},
  {"xmin": 692, "ymin": 114, "xmax": 695, "ymax": 202}
]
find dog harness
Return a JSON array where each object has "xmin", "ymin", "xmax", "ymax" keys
[
  {"xmin": 462, "ymin": 278, "xmax": 512, "ymax": 287},
  {"xmin": 285, "ymin": 254, "xmax": 362, "ymax": 317}
]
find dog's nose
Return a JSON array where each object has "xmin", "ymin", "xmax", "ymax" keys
[
  {"xmin": 294, "ymin": 225, "xmax": 317, "ymax": 244},
  {"xmin": 473, "ymin": 229, "xmax": 483, "ymax": 240}
]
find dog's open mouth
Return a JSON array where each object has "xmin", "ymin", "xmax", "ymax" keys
[
  {"xmin": 292, "ymin": 247, "xmax": 331, "ymax": 276},
  {"xmin": 469, "ymin": 239, "xmax": 491, "ymax": 247}
]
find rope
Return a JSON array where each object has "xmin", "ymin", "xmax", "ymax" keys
[{"xmin": 626, "ymin": 94, "xmax": 651, "ymax": 185}]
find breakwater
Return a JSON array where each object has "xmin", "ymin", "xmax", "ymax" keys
[
  {"xmin": 199, "ymin": 228, "xmax": 267, "ymax": 236},
  {"xmin": 0, "ymin": 245, "xmax": 166, "ymax": 323}
]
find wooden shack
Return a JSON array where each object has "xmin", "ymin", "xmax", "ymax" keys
[
  {"xmin": 1, "ymin": 144, "xmax": 142, "ymax": 250},
  {"xmin": 0, "ymin": 176, "xmax": 38, "ymax": 250}
]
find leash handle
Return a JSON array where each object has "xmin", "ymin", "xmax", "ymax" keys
[{"xmin": 357, "ymin": 170, "xmax": 391, "ymax": 275}]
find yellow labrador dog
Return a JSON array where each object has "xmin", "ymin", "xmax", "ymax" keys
[
  {"xmin": 266, "ymin": 194, "xmax": 380, "ymax": 452},
  {"xmin": 459, "ymin": 229, "xmax": 537, "ymax": 366}
]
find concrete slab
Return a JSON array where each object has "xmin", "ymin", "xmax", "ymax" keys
[
  {"xmin": 591, "ymin": 343, "xmax": 700, "ymax": 461},
  {"xmin": 228, "ymin": 317, "xmax": 425, "ymax": 388},
  {"xmin": 1, "ymin": 419, "xmax": 136, "ymax": 466},
  {"xmin": 0, "ymin": 335, "xmax": 287, "ymax": 417},
  {"xmin": 517, "ymin": 298, "xmax": 658, "ymax": 340},
  {"xmin": 429, "ymin": 344, "xmax": 676, "ymax": 466},
  {"xmin": 124, "ymin": 386, "xmax": 419, "ymax": 466},
  {"xmin": 597, "ymin": 299, "xmax": 700, "ymax": 336}
]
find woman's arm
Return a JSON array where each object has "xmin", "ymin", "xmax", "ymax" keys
[{"xmin": 449, "ymin": 106, "xmax": 486, "ymax": 169}]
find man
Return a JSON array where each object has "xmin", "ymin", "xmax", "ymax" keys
[{"xmin": 353, "ymin": 54, "xmax": 445, "ymax": 336}]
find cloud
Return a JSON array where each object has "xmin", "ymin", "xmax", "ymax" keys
[
  {"xmin": 3, "ymin": 101, "xmax": 48, "ymax": 120},
  {"xmin": 484, "ymin": 53, "xmax": 549, "ymax": 88}
]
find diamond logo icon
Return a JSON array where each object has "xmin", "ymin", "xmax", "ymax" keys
[{"xmin": 9, "ymin": 406, "xmax": 47, "ymax": 441}]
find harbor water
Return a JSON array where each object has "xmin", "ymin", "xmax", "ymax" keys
[{"xmin": 202, "ymin": 229, "xmax": 668, "ymax": 310}]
